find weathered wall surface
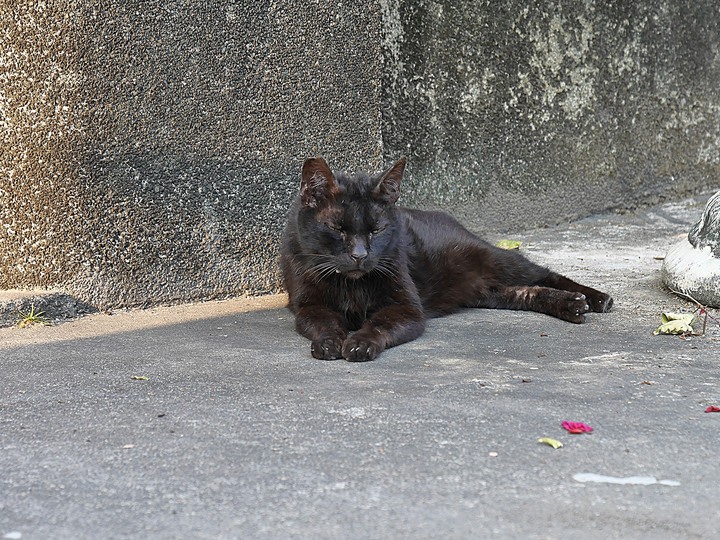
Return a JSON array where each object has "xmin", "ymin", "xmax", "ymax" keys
[
  {"xmin": 381, "ymin": 0, "xmax": 720, "ymax": 229},
  {"xmin": 2, "ymin": 1, "xmax": 720, "ymax": 308},
  {"xmin": 1, "ymin": 1, "xmax": 383, "ymax": 308}
]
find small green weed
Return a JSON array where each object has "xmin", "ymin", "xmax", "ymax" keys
[{"xmin": 17, "ymin": 304, "xmax": 51, "ymax": 328}]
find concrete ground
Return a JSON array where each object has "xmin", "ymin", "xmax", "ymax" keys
[{"xmin": 1, "ymin": 195, "xmax": 719, "ymax": 539}]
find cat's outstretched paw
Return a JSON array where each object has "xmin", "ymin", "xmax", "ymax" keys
[
  {"xmin": 587, "ymin": 291, "xmax": 613, "ymax": 313},
  {"xmin": 342, "ymin": 335, "xmax": 382, "ymax": 362},
  {"xmin": 311, "ymin": 336, "xmax": 344, "ymax": 360},
  {"xmin": 559, "ymin": 293, "xmax": 590, "ymax": 324}
]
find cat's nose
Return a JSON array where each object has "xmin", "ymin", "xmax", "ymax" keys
[
  {"xmin": 350, "ymin": 250, "xmax": 367, "ymax": 263},
  {"xmin": 350, "ymin": 241, "xmax": 368, "ymax": 263}
]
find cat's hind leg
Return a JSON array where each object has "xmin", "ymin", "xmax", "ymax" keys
[
  {"xmin": 537, "ymin": 272, "xmax": 613, "ymax": 313},
  {"xmin": 488, "ymin": 247, "xmax": 612, "ymax": 313},
  {"xmin": 478, "ymin": 248, "xmax": 612, "ymax": 317},
  {"xmin": 472, "ymin": 285, "xmax": 591, "ymax": 323}
]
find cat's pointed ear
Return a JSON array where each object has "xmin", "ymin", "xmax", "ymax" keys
[
  {"xmin": 373, "ymin": 156, "xmax": 406, "ymax": 205},
  {"xmin": 300, "ymin": 157, "xmax": 339, "ymax": 208}
]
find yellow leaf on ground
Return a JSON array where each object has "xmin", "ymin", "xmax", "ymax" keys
[
  {"xmin": 538, "ymin": 437, "xmax": 564, "ymax": 449},
  {"xmin": 654, "ymin": 312, "xmax": 696, "ymax": 335},
  {"xmin": 496, "ymin": 239, "xmax": 522, "ymax": 250}
]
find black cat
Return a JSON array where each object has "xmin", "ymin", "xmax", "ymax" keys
[{"xmin": 280, "ymin": 157, "xmax": 613, "ymax": 362}]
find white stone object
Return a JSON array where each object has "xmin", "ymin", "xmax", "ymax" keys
[{"xmin": 661, "ymin": 191, "xmax": 720, "ymax": 307}]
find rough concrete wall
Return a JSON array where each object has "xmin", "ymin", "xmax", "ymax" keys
[
  {"xmin": 3, "ymin": 1, "xmax": 720, "ymax": 308},
  {"xmin": 381, "ymin": 0, "xmax": 720, "ymax": 231},
  {"xmin": 1, "ymin": 1, "xmax": 382, "ymax": 308}
]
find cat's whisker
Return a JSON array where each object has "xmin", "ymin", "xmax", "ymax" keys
[
  {"xmin": 292, "ymin": 253, "xmax": 343, "ymax": 283},
  {"xmin": 296, "ymin": 253, "xmax": 336, "ymax": 259},
  {"xmin": 308, "ymin": 261, "xmax": 340, "ymax": 283},
  {"xmin": 373, "ymin": 258, "xmax": 400, "ymax": 280}
]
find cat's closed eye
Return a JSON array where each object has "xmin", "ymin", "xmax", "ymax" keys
[{"xmin": 325, "ymin": 223, "xmax": 344, "ymax": 234}]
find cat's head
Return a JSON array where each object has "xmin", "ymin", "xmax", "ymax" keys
[{"xmin": 295, "ymin": 156, "xmax": 406, "ymax": 280}]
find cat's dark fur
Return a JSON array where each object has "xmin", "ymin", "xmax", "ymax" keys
[{"xmin": 280, "ymin": 157, "xmax": 613, "ymax": 362}]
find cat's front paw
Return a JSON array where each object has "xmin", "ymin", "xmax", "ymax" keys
[
  {"xmin": 311, "ymin": 336, "xmax": 344, "ymax": 360},
  {"xmin": 342, "ymin": 335, "xmax": 383, "ymax": 362}
]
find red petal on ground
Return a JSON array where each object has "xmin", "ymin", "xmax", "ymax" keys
[
  {"xmin": 705, "ymin": 406, "xmax": 720, "ymax": 413},
  {"xmin": 561, "ymin": 421, "xmax": 593, "ymax": 433}
]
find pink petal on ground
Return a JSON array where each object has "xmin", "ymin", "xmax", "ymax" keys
[
  {"xmin": 561, "ymin": 421, "xmax": 593, "ymax": 434},
  {"xmin": 705, "ymin": 406, "xmax": 720, "ymax": 413}
]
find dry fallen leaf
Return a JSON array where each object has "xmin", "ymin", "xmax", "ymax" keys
[{"xmin": 653, "ymin": 312, "xmax": 695, "ymax": 335}]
